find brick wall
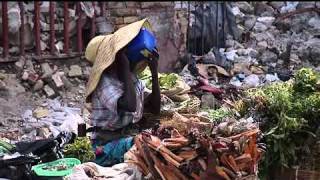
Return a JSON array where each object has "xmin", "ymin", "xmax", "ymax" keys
[{"xmin": 104, "ymin": 1, "xmax": 188, "ymax": 73}]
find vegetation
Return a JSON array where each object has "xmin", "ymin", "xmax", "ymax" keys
[
  {"xmin": 63, "ymin": 137, "xmax": 95, "ymax": 163},
  {"xmin": 245, "ymin": 68, "xmax": 320, "ymax": 176}
]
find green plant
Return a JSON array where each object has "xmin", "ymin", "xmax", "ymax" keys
[
  {"xmin": 246, "ymin": 68, "xmax": 320, "ymax": 176},
  {"xmin": 293, "ymin": 68, "xmax": 318, "ymax": 93},
  {"xmin": 63, "ymin": 137, "xmax": 95, "ymax": 163},
  {"xmin": 203, "ymin": 107, "xmax": 233, "ymax": 123}
]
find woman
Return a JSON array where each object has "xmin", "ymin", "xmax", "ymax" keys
[{"xmin": 84, "ymin": 19, "xmax": 160, "ymax": 166}]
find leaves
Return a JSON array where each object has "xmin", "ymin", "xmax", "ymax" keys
[
  {"xmin": 138, "ymin": 67, "xmax": 179, "ymax": 90},
  {"xmin": 246, "ymin": 68, "xmax": 320, "ymax": 174},
  {"xmin": 63, "ymin": 137, "xmax": 95, "ymax": 163},
  {"xmin": 203, "ymin": 108, "xmax": 233, "ymax": 123}
]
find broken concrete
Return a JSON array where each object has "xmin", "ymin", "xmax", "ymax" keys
[
  {"xmin": 41, "ymin": 63, "xmax": 54, "ymax": 79},
  {"xmin": 68, "ymin": 65, "xmax": 83, "ymax": 77},
  {"xmin": 52, "ymin": 72, "xmax": 64, "ymax": 88},
  {"xmin": 43, "ymin": 85, "xmax": 55, "ymax": 98},
  {"xmin": 33, "ymin": 80, "xmax": 44, "ymax": 91}
]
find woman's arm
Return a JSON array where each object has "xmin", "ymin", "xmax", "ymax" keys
[
  {"xmin": 144, "ymin": 58, "xmax": 161, "ymax": 114},
  {"xmin": 117, "ymin": 50, "xmax": 137, "ymax": 112}
]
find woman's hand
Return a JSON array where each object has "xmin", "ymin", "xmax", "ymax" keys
[{"xmin": 144, "ymin": 55, "xmax": 160, "ymax": 115}]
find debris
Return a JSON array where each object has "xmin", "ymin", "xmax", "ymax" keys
[
  {"xmin": 8, "ymin": 3, "xmax": 21, "ymax": 33},
  {"xmin": 257, "ymin": 16, "xmax": 275, "ymax": 27},
  {"xmin": 280, "ymin": 2, "xmax": 299, "ymax": 13},
  {"xmin": 27, "ymin": 72, "xmax": 39, "ymax": 85},
  {"xmin": 201, "ymin": 93, "xmax": 217, "ymax": 109},
  {"xmin": 21, "ymin": 71, "xmax": 29, "ymax": 81},
  {"xmin": 243, "ymin": 74, "xmax": 260, "ymax": 88},
  {"xmin": 33, "ymin": 107, "xmax": 49, "ymax": 119},
  {"xmin": 244, "ymin": 15, "xmax": 257, "ymax": 30},
  {"xmin": 52, "ymin": 72, "xmax": 64, "ymax": 88},
  {"xmin": 33, "ymin": 80, "xmax": 44, "ymax": 91},
  {"xmin": 15, "ymin": 58, "xmax": 25, "ymax": 71},
  {"xmin": 43, "ymin": 85, "xmax": 55, "ymax": 98},
  {"xmin": 259, "ymin": 50, "xmax": 277, "ymax": 64},
  {"xmin": 265, "ymin": 74, "xmax": 280, "ymax": 83},
  {"xmin": 68, "ymin": 65, "xmax": 83, "ymax": 78},
  {"xmin": 40, "ymin": 63, "xmax": 53, "ymax": 79},
  {"xmin": 308, "ymin": 16, "xmax": 320, "ymax": 29},
  {"xmin": 253, "ymin": 22, "xmax": 268, "ymax": 32}
]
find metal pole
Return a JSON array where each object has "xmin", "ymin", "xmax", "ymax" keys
[
  {"xmin": 19, "ymin": 2, "xmax": 25, "ymax": 56},
  {"xmin": 90, "ymin": 1, "xmax": 96, "ymax": 39},
  {"xmin": 34, "ymin": 1, "xmax": 41, "ymax": 56},
  {"xmin": 76, "ymin": 2, "xmax": 83, "ymax": 52},
  {"xmin": 101, "ymin": 2, "xmax": 106, "ymax": 17},
  {"xmin": 215, "ymin": 1, "xmax": 219, "ymax": 48},
  {"xmin": 221, "ymin": 2, "xmax": 226, "ymax": 48},
  {"xmin": 193, "ymin": 2, "xmax": 197, "ymax": 55},
  {"xmin": 63, "ymin": 2, "xmax": 70, "ymax": 54},
  {"xmin": 201, "ymin": 2, "xmax": 205, "ymax": 55},
  {"xmin": 2, "ymin": 2, "xmax": 9, "ymax": 58},
  {"xmin": 49, "ymin": 2, "xmax": 55, "ymax": 55},
  {"xmin": 186, "ymin": 1, "xmax": 190, "ymax": 52}
]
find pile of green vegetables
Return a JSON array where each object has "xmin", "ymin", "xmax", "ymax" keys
[
  {"xmin": 63, "ymin": 137, "xmax": 95, "ymax": 163},
  {"xmin": 203, "ymin": 107, "xmax": 234, "ymax": 124},
  {"xmin": 245, "ymin": 68, "xmax": 320, "ymax": 175},
  {"xmin": 138, "ymin": 67, "xmax": 178, "ymax": 90}
]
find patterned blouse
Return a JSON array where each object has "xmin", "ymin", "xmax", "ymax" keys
[{"xmin": 90, "ymin": 71, "xmax": 145, "ymax": 138}]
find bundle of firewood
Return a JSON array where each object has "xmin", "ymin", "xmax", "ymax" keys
[{"xmin": 125, "ymin": 113, "xmax": 264, "ymax": 180}]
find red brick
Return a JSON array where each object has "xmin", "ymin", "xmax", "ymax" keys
[
  {"xmin": 123, "ymin": 16, "xmax": 140, "ymax": 24},
  {"xmin": 159, "ymin": 2, "xmax": 174, "ymax": 7},
  {"xmin": 111, "ymin": 8, "xmax": 137, "ymax": 16},
  {"xmin": 116, "ymin": 24, "xmax": 128, "ymax": 30},
  {"xmin": 141, "ymin": 2, "xmax": 173, "ymax": 9},
  {"xmin": 107, "ymin": 2, "xmax": 125, "ymax": 9},
  {"xmin": 112, "ymin": 17, "xmax": 124, "ymax": 25},
  {"xmin": 124, "ymin": 2, "xmax": 140, "ymax": 8},
  {"xmin": 141, "ymin": 2, "xmax": 158, "ymax": 9}
]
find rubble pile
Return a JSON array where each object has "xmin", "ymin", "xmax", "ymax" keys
[
  {"xmin": 21, "ymin": 98, "xmax": 85, "ymax": 142},
  {"xmin": 181, "ymin": 2, "xmax": 320, "ymax": 91},
  {"xmin": 231, "ymin": 2, "xmax": 320, "ymax": 66},
  {"xmin": 14, "ymin": 57, "xmax": 89, "ymax": 101},
  {"xmin": 125, "ymin": 112, "xmax": 264, "ymax": 180}
]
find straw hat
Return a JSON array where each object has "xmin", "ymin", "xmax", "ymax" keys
[{"xmin": 84, "ymin": 18, "xmax": 152, "ymax": 102}]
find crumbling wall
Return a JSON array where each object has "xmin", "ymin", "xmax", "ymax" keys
[{"xmin": 105, "ymin": 2, "xmax": 184, "ymax": 73}]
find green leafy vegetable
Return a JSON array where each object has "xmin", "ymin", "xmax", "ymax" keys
[
  {"xmin": 203, "ymin": 107, "xmax": 233, "ymax": 123},
  {"xmin": 138, "ymin": 67, "xmax": 179, "ymax": 90},
  {"xmin": 245, "ymin": 68, "xmax": 320, "ymax": 175},
  {"xmin": 63, "ymin": 137, "xmax": 95, "ymax": 163}
]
